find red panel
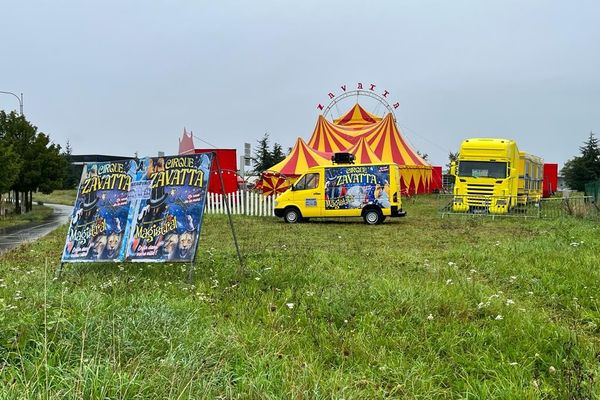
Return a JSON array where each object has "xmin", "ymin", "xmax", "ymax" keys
[
  {"xmin": 543, "ymin": 163, "xmax": 558, "ymax": 198},
  {"xmin": 431, "ymin": 166, "xmax": 443, "ymax": 191},
  {"xmin": 193, "ymin": 149, "xmax": 238, "ymax": 194}
]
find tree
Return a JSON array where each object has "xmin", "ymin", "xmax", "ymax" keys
[
  {"xmin": 252, "ymin": 133, "xmax": 288, "ymax": 174},
  {"xmin": 0, "ymin": 137, "xmax": 22, "ymax": 194},
  {"xmin": 252, "ymin": 133, "xmax": 273, "ymax": 174},
  {"xmin": 446, "ymin": 151, "xmax": 459, "ymax": 170},
  {"xmin": 0, "ymin": 111, "xmax": 68, "ymax": 213},
  {"xmin": 271, "ymin": 143, "xmax": 286, "ymax": 165},
  {"xmin": 62, "ymin": 139, "xmax": 80, "ymax": 189},
  {"xmin": 562, "ymin": 132, "xmax": 600, "ymax": 191}
]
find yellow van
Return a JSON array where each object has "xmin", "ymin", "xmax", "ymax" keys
[{"xmin": 274, "ymin": 162, "xmax": 406, "ymax": 224}]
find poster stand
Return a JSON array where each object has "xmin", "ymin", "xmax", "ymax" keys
[
  {"xmin": 187, "ymin": 153, "xmax": 244, "ymax": 282},
  {"xmin": 56, "ymin": 152, "xmax": 244, "ymax": 284}
]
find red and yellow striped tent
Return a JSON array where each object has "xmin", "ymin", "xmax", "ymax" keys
[
  {"xmin": 268, "ymin": 138, "xmax": 331, "ymax": 177},
  {"xmin": 261, "ymin": 104, "xmax": 432, "ymax": 195},
  {"xmin": 333, "ymin": 104, "xmax": 382, "ymax": 128},
  {"xmin": 347, "ymin": 137, "xmax": 382, "ymax": 164}
]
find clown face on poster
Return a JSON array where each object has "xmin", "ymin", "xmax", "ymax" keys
[
  {"xmin": 125, "ymin": 153, "xmax": 213, "ymax": 262},
  {"xmin": 62, "ymin": 160, "xmax": 136, "ymax": 262}
]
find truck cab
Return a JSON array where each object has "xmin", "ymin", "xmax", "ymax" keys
[
  {"xmin": 451, "ymin": 138, "xmax": 543, "ymax": 214},
  {"xmin": 274, "ymin": 159, "xmax": 406, "ymax": 224}
]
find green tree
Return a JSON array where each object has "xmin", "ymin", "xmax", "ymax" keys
[
  {"xmin": 62, "ymin": 139, "xmax": 79, "ymax": 189},
  {"xmin": 446, "ymin": 151, "xmax": 459, "ymax": 170},
  {"xmin": 562, "ymin": 132, "xmax": 600, "ymax": 191},
  {"xmin": 252, "ymin": 133, "xmax": 288, "ymax": 174},
  {"xmin": 271, "ymin": 143, "xmax": 286, "ymax": 165},
  {"xmin": 0, "ymin": 140, "xmax": 21, "ymax": 193},
  {"xmin": 0, "ymin": 111, "xmax": 68, "ymax": 213}
]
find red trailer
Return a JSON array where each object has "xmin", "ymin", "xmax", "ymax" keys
[{"xmin": 543, "ymin": 163, "xmax": 558, "ymax": 198}]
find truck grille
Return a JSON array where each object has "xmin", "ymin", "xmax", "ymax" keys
[{"xmin": 466, "ymin": 184, "xmax": 494, "ymax": 206}]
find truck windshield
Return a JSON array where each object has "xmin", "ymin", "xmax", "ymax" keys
[{"xmin": 458, "ymin": 161, "xmax": 507, "ymax": 178}]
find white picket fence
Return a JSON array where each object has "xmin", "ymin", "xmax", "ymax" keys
[{"xmin": 205, "ymin": 191, "xmax": 278, "ymax": 217}]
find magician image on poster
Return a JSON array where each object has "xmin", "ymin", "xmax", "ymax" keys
[
  {"xmin": 324, "ymin": 165, "xmax": 391, "ymax": 210},
  {"xmin": 62, "ymin": 160, "xmax": 135, "ymax": 262},
  {"xmin": 125, "ymin": 153, "xmax": 213, "ymax": 262}
]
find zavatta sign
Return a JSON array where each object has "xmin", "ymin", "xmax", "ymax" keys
[{"xmin": 61, "ymin": 153, "xmax": 214, "ymax": 263}]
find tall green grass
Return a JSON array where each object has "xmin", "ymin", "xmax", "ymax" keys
[
  {"xmin": 0, "ymin": 205, "xmax": 53, "ymax": 229},
  {"xmin": 0, "ymin": 196, "xmax": 598, "ymax": 398},
  {"xmin": 32, "ymin": 190, "xmax": 77, "ymax": 206}
]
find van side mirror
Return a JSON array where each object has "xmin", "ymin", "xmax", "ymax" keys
[
  {"xmin": 510, "ymin": 167, "xmax": 517, "ymax": 177},
  {"xmin": 450, "ymin": 161, "xmax": 456, "ymax": 176}
]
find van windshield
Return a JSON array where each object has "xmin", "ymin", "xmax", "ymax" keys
[
  {"xmin": 294, "ymin": 173, "xmax": 320, "ymax": 190},
  {"xmin": 458, "ymin": 161, "xmax": 507, "ymax": 178}
]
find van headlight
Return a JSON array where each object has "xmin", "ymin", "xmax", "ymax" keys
[
  {"xmin": 274, "ymin": 200, "xmax": 279, "ymax": 207},
  {"xmin": 496, "ymin": 199, "xmax": 507, "ymax": 206},
  {"xmin": 453, "ymin": 197, "xmax": 463, "ymax": 204}
]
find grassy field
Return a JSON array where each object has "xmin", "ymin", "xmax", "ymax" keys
[
  {"xmin": 32, "ymin": 189, "xmax": 77, "ymax": 206},
  {"xmin": 0, "ymin": 205, "xmax": 53, "ymax": 229},
  {"xmin": 0, "ymin": 196, "xmax": 598, "ymax": 398}
]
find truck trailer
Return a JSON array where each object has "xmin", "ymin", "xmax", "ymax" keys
[{"xmin": 450, "ymin": 138, "xmax": 543, "ymax": 214}]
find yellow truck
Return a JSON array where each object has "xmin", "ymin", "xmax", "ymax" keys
[
  {"xmin": 274, "ymin": 160, "xmax": 406, "ymax": 224},
  {"xmin": 450, "ymin": 138, "xmax": 543, "ymax": 214}
]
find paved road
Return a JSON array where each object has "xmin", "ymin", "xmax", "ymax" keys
[{"xmin": 0, "ymin": 204, "xmax": 72, "ymax": 254}]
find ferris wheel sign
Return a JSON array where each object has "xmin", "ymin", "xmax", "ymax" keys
[{"xmin": 316, "ymin": 82, "xmax": 400, "ymax": 120}]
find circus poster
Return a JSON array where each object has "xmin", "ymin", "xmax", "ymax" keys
[
  {"xmin": 61, "ymin": 160, "xmax": 136, "ymax": 262},
  {"xmin": 324, "ymin": 165, "xmax": 391, "ymax": 210},
  {"xmin": 125, "ymin": 153, "xmax": 213, "ymax": 262}
]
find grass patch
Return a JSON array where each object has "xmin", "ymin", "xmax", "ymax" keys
[
  {"xmin": 0, "ymin": 205, "xmax": 54, "ymax": 229},
  {"xmin": 0, "ymin": 196, "xmax": 598, "ymax": 398},
  {"xmin": 32, "ymin": 190, "xmax": 77, "ymax": 206}
]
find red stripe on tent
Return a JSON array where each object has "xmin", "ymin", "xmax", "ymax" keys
[
  {"xmin": 322, "ymin": 133, "xmax": 333, "ymax": 153},
  {"xmin": 329, "ymin": 131, "xmax": 347, "ymax": 151},
  {"xmin": 397, "ymin": 132, "xmax": 423, "ymax": 165},
  {"xmin": 388, "ymin": 122, "xmax": 406, "ymax": 164},
  {"xmin": 358, "ymin": 105, "xmax": 377, "ymax": 123},
  {"xmin": 281, "ymin": 146, "xmax": 300, "ymax": 175},
  {"xmin": 301, "ymin": 144, "xmax": 318, "ymax": 166},
  {"xmin": 361, "ymin": 143, "xmax": 370, "ymax": 162}
]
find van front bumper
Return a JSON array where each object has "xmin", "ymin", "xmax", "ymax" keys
[{"xmin": 274, "ymin": 208, "xmax": 285, "ymax": 218}]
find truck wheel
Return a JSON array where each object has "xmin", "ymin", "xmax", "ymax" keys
[
  {"xmin": 284, "ymin": 208, "xmax": 301, "ymax": 224},
  {"xmin": 363, "ymin": 209, "xmax": 382, "ymax": 225}
]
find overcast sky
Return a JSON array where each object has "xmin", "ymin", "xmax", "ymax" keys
[{"xmin": 2, "ymin": 0, "xmax": 598, "ymax": 168}]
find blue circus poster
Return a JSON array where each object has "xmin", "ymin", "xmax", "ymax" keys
[
  {"xmin": 324, "ymin": 165, "xmax": 391, "ymax": 210},
  {"xmin": 62, "ymin": 160, "xmax": 136, "ymax": 262},
  {"xmin": 125, "ymin": 153, "xmax": 213, "ymax": 262}
]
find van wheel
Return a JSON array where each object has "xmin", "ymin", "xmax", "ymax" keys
[
  {"xmin": 363, "ymin": 209, "xmax": 382, "ymax": 225},
  {"xmin": 284, "ymin": 208, "xmax": 301, "ymax": 224}
]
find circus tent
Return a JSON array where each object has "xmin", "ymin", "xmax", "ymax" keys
[
  {"xmin": 347, "ymin": 137, "xmax": 382, "ymax": 164},
  {"xmin": 268, "ymin": 138, "xmax": 331, "ymax": 176},
  {"xmin": 261, "ymin": 104, "xmax": 432, "ymax": 195}
]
